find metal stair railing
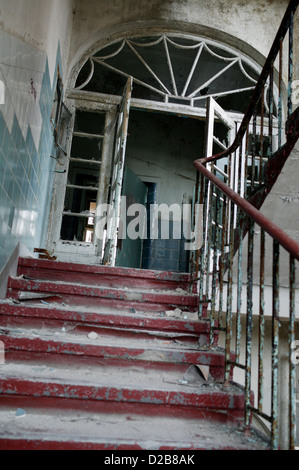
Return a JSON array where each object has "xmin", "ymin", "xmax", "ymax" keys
[{"xmin": 193, "ymin": 0, "xmax": 299, "ymax": 450}]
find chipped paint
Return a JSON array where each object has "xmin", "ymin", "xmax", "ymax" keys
[{"xmin": 0, "ymin": 253, "xmax": 268, "ymax": 449}]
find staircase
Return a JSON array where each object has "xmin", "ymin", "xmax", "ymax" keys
[{"xmin": 0, "ymin": 257, "xmax": 270, "ymax": 450}]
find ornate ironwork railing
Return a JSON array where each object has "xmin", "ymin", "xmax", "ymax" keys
[{"xmin": 192, "ymin": 0, "xmax": 299, "ymax": 450}]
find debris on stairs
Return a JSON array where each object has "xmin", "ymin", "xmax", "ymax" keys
[{"xmin": 0, "ymin": 257, "xmax": 270, "ymax": 450}]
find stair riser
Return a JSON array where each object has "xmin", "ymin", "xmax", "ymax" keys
[
  {"xmin": 0, "ymin": 440, "xmax": 142, "ymax": 451},
  {"xmin": 7, "ymin": 279, "xmax": 199, "ymax": 313},
  {"xmin": 3, "ymin": 351, "xmax": 202, "ymax": 375},
  {"xmin": 0, "ymin": 316, "xmax": 206, "ymax": 346},
  {"xmin": 18, "ymin": 266, "xmax": 191, "ymax": 292},
  {"xmin": 0, "ymin": 303, "xmax": 208, "ymax": 336},
  {"xmin": 0, "ymin": 439, "xmax": 244, "ymax": 451},
  {"xmin": 18, "ymin": 258, "xmax": 191, "ymax": 288},
  {"xmin": 8, "ymin": 292, "xmax": 199, "ymax": 314},
  {"xmin": 0, "ymin": 395, "xmax": 244, "ymax": 422},
  {"xmin": 0, "ymin": 337, "xmax": 226, "ymax": 381},
  {"xmin": 0, "ymin": 304, "xmax": 212, "ymax": 346},
  {"xmin": 0, "ymin": 379, "xmax": 245, "ymax": 412}
]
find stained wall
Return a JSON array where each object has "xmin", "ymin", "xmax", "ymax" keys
[{"xmin": 0, "ymin": 0, "xmax": 74, "ymax": 277}]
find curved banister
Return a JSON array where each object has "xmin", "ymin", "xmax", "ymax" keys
[
  {"xmin": 194, "ymin": 0, "xmax": 299, "ymax": 260},
  {"xmin": 194, "ymin": 158, "xmax": 299, "ymax": 260},
  {"xmin": 196, "ymin": 0, "xmax": 299, "ymax": 167}
]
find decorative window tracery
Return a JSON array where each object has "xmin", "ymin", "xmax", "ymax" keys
[{"xmin": 75, "ymin": 34, "xmax": 262, "ymax": 113}]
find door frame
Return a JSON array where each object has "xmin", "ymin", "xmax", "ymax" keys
[
  {"xmin": 47, "ymin": 86, "xmax": 279, "ymax": 265},
  {"xmin": 46, "ymin": 98, "xmax": 118, "ymax": 264}
]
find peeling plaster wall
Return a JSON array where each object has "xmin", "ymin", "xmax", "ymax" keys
[
  {"xmin": 68, "ymin": 0, "xmax": 289, "ymax": 82},
  {"xmin": 0, "ymin": 0, "xmax": 74, "ymax": 276},
  {"xmin": 0, "ymin": 0, "xmax": 74, "ymax": 82},
  {"xmin": 260, "ymin": 141, "xmax": 299, "ymax": 287},
  {"xmin": 261, "ymin": 141, "xmax": 299, "ymax": 247}
]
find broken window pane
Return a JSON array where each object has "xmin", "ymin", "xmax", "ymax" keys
[
  {"xmin": 74, "ymin": 110, "xmax": 106, "ymax": 135},
  {"xmin": 63, "ymin": 187, "xmax": 98, "ymax": 214},
  {"xmin": 60, "ymin": 109, "xmax": 106, "ymax": 243},
  {"xmin": 61, "ymin": 215, "xmax": 95, "ymax": 242},
  {"xmin": 66, "ymin": 161, "xmax": 100, "ymax": 187},
  {"xmin": 71, "ymin": 136, "xmax": 103, "ymax": 162},
  {"xmin": 75, "ymin": 35, "xmax": 262, "ymax": 114},
  {"xmin": 79, "ymin": 60, "xmax": 127, "ymax": 96}
]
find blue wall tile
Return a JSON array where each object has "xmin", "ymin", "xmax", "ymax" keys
[{"xmin": 0, "ymin": 33, "xmax": 63, "ymax": 272}]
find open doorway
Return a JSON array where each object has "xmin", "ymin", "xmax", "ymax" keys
[
  {"xmin": 48, "ymin": 33, "xmax": 264, "ymax": 267},
  {"xmin": 115, "ymin": 108, "xmax": 206, "ymax": 272}
]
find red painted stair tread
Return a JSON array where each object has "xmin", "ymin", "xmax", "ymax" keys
[{"xmin": 0, "ymin": 257, "xmax": 270, "ymax": 450}]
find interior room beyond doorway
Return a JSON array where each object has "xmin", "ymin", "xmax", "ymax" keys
[{"xmin": 119, "ymin": 109, "xmax": 206, "ymax": 272}]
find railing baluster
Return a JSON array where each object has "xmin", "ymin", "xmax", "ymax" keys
[
  {"xmin": 278, "ymin": 39, "xmax": 283, "ymax": 149},
  {"xmin": 236, "ymin": 213, "xmax": 243, "ymax": 362},
  {"xmin": 288, "ymin": 10, "xmax": 294, "ymax": 118},
  {"xmin": 225, "ymin": 200, "xmax": 236, "ymax": 384},
  {"xmin": 237, "ymin": 133, "xmax": 243, "ymax": 198},
  {"xmin": 205, "ymin": 182, "xmax": 213, "ymax": 307},
  {"xmin": 268, "ymin": 64, "xmax": 274, "ymax": 157},
  {"xmin": 210, "ymin": 187, "xmax": 219, "ymax": 346},
  {"xmin": 259, "ymin": 90, "xmax": 265, "ymax": 184},
  {"xmin": 252, "ymin": 112, "xmax": 257, "ymax": 191},
  {"xmin": 245, "ymin": 220, "xmax": 254, "ymax": 430},
  {"xmin": 272, "ymin": 240, "xmax": 280, "ymax": 450},
  {"xmin": 289, "ymin": 256, "xmax": 296, "ymax": 450},
  {"xmin": 218, "ymin": 194, "xmax": 227, "ymax": 324},
  {"xmin": 258, "ymin": 228, "xmax": 266, "ymax": 413},
  {"xmin": 198, "ymin": 177, "xmax": 209, "ymax": 318},
  {"xmin": 189, "ymin": 171, "xmax": 201, "ymax": 289}
]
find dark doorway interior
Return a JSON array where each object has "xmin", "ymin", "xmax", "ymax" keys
[{"xmin": 117, "ymin": 109, "xmax": 205, "ymax": 272}]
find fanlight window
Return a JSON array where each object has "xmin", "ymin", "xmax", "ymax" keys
[{"xmin": 75, "ymin": 35, "xmax": 262, "ymax": 113}]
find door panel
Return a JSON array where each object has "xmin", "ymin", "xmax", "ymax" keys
[
  {"xmin": 103, "ymin": 77, "xmax": 133, "ymax": 266},
  {"xmin": 47, "ymin": 103, "xmax": 117, "ymax": 264},
  {"xmin": 116, "ymin": 166, "xmax": 148, "ymax": 269},
  {"xmin": 204, "ymin": 97, "xmax": 236, "ymax": 179},
  {"xmin": 204, "ymin": 97, "xmax": 236, "ymax": 242}
]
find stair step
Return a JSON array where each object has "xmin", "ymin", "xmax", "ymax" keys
[
  {"xmin": 7, "ymin": 277, "xmax": 199, "ymax": 313},
  {"xmin": 17, "ymin": 257, "xmax": 192, "ymax": 291},
  {"xmin": 0, "ymin": 358, "xmax": 242, "ymax": 412},
  {"xmin": 0, "ymin": 301, "xmax": 212, "ymax": 346},
  {"xmin": 0, "ymin": 358, "xmax": 268, "ymax": 450},
  {"xmin": 0, "ymin": 405, "xmax": 270, "ymax": 450},
  {"xmin": 0, "ymin": 324, "xmax": 225, "ymax": 381},
  {"xmin": 0, "ymin": 301, "xmax": 206, "ymax": 334}
]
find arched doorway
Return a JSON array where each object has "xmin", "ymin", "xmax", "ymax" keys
[{"xmin": 47, "ymin": 32, "xmax": 277, "ymax": 270}]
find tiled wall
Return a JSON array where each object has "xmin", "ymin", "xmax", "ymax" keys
[{"xmin": 0, "ymin": 29, "xmax": 62, "ymax": 272}]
